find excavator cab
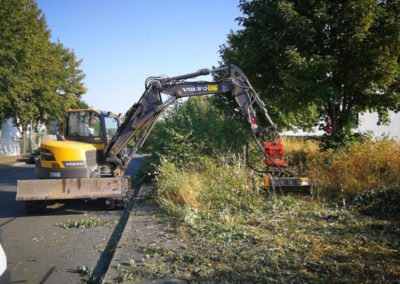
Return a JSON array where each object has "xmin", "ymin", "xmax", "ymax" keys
[
  {"xmin": 65, "ymin": 110, "xmax": 103, "ymax": 143},
  {"xmin": 64, "ymin": 109, "xmax": 120, "ymax": 145}
]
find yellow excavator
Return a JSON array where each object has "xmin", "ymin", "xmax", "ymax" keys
[{"xmin": 17, "ymin": 65, "xmax": 311, "ymax": 211}]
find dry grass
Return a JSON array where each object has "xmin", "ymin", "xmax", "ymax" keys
[
  {"xmin": 130, "ymin": 212, "xmax": 399, "ymax": 282},
  {"xmin": 284, "ymin": 137, "xmax": 400, "ymax": 199}
]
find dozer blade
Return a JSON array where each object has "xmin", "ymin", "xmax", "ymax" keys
[
  {"xmin": 16, "ymin": 177, "xmax": 128, "ymax": 201},
  {"xmin": 264, "ymin": 176, "xmax": 312, "ymax": 194}
]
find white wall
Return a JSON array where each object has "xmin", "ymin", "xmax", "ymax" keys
[
  {"xmin": 283, "ymin": 111, "xmax": 400, "ymax": 141},
  {"xmin": 0, "ymin": 120, "xmax": 21, "ymax": 156},
  {"xmin": 357, "ymin": 111, "xmax": 400, "ymax": 140}
]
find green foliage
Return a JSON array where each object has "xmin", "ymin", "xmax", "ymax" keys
[
  {"xmin": 352, "ymin": 187, "xmax": 400, "ymax": 219},
  {"xmin": 156, "ymin": 157, "xmax": 261, "ymax": 221},
  {"xmin": 145, "ymin": 96, "xmax": 250, "ymax": 165},
  {"xmin": 0, "ymin": 0, "xmax": 86, "ymax": 132},
  {"xmin": 220, "ymin": 0, "xmax": 400, "ymax": 146}
]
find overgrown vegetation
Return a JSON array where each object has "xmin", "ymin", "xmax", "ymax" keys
[
  {"xmin": 144, "ymin": 96, "xmax": 249, "ymax": 161},
  {"xmin": 128, "ymin": 96, "xmax": 400, "ymax": 282},
  {"xmin": 122, "ymin": 158, "xmax": 400, "ymax": 282},
  {"xmin": 284, "ymin": 137, "xmax": 400, "ymax": 199}
]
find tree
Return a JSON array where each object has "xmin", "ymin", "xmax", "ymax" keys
[
  {"xmin": 34, "ymin": 42, "xmax": 87, "ymax": 127},
  {"xmin": 0, "ymin": 0, "xmax": 86, "ymax": 146},
  {"xmin": 220, "ymin": 0, "xmax": 400, "ymax": 146}
]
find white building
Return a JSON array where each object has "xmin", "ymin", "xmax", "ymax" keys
[
  {"xmin": 357, "ymin": 111, "xmax": 400, "ymax": 140},
  {"xmin": 0, "ymin": 119, "xmax": 21, "ymax": 156},
  {"xmin": 284, "ymin": 111, "xmax": 400, "ymax": 141}
]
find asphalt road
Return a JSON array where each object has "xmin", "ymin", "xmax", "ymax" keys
[{"xmin": 0, "ymin": 158, "xmax": 143, "ymax": 284}]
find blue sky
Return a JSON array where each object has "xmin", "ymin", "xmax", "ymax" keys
[{"xmin": 36, "ymin": 0, "xmax": 241, "ymax": 114}]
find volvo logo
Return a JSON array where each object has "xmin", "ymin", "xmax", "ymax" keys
[
  {"xmin": 63, "ymin": 161, "xmax": 84, "ymax": 167},
  {"xmin": 182, "ymin": 86, "xmax": 207, "ymax": 92}
]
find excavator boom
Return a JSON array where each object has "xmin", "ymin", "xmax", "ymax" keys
[{"xmin": 105, "ymin": 65, "xmax": 276, "ymax": 170}]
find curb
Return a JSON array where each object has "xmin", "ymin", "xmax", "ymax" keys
[
  {"xmin": 102, "ymin": 184, "xmax": 187, "ymax": 284},
  {"xmin": 102, "ymin": 184, "xmax": 147, "ymax": 283}
]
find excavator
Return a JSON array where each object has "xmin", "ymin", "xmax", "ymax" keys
[{"xmin": 16, "ymin": 65, "xmax": 311, "ymax": 211}]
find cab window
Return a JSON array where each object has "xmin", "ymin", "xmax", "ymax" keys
[
  {"xmin": 104, "ymin": 117, "xmax": 119, "ymax": 141},
  {"xmin": 67, "ymin": 112, "xmax": 101, "ymax": 138}
]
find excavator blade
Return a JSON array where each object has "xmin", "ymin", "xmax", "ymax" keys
[
  {"xmin": 264, "ymin": 176, "xmax": 312, "ymax": 194},
  {"xmin": 16, "ymin": 177, "xmax": 129, "ymax": 201}
]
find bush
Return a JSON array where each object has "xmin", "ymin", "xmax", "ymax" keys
[{"xmin": 144, "ymin": 96, "xmax": 249, "ymax": 165}]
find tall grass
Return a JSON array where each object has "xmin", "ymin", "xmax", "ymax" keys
[
  {"xmin": 284, "ymin": 137, "xmax": 400, "ymax": 199},
  {"xmin": 157, "ymin": 156, "xmax": 263, "ymax": 221}
]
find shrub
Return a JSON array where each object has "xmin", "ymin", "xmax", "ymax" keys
[{"xmin": 144, "ymin": 96, "xmax": 249, "ymax": 164}]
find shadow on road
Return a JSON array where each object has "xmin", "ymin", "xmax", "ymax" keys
[{"xmin": 0, "ymin": 190, "xmax": 124, "ymax": 220}]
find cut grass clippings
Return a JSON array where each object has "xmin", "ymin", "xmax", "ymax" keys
[
  {"xmin": 115, "ymin": 192, "xmax": 400, "ymax": 282},
  {"xmin": 57, "ymin": 216, "xmax": 116, "ymax": 229}
]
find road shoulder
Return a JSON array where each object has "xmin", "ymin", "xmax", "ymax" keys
[{"xmin": 103, "ymin": 184, "xmax": 186, "ymax": 284}]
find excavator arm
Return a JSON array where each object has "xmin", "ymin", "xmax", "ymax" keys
[{"xmin": 105, "ymin": 65, "xmax": 279, "ymax": 172}]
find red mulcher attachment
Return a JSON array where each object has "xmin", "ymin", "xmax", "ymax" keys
[
  {"xmin": 263, "ymin": 138, "xmax": 312, "ymax": 194},
  {"xmin": 264, "ymin": 138, "xmax": 288, "ymax": 168}
]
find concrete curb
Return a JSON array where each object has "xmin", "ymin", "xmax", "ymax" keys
[
  {"xmin": 102, "ymin": 184, "xmax": 187, "ymax": 284},
  {"xmin": 102, "ymin": 184, "xmax": 147, "ymax": 283}
]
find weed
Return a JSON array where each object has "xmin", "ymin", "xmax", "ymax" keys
[{"xmin": 76, "ymin": 265, "xmax": 99, "ymax": 284}]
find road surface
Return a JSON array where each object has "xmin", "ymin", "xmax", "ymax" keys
[{"xmin": 0, "ymin": 158, "xmax": 142, "ymax": 283}]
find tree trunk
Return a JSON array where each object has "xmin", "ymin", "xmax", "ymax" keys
[
  {"xmin": 21, "ymin": 126, "xmax": 27, "ymax": 154},
  {"xmin": 29, "ymin": 120, "xmax": 33, "ymax": 153}
]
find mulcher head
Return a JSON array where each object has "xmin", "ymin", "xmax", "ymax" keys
[{"xmin": 263, "ymin": 138, "xmax": 312, "ymax": 194}]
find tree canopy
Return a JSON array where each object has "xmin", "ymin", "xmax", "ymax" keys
[
  {"xmin": 220, "ymin": 0, "xmax": 400, "ymax": 145},
  {"xmin": 0, "ymin": 0, "xmax": 86, "ymax": 132}
]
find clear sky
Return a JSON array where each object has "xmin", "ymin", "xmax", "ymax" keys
[{"xmin": 35, "ymin": 0, "xmax": 241, "ymax": 114}]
